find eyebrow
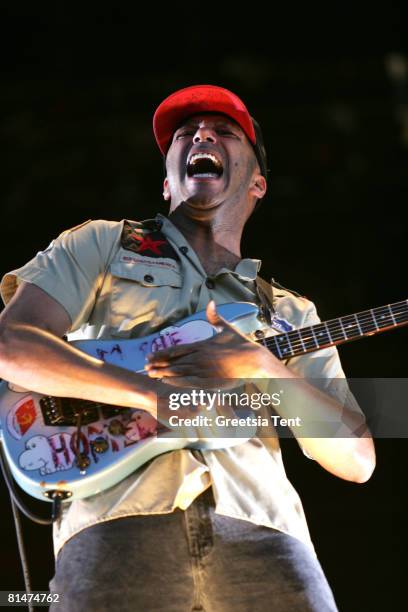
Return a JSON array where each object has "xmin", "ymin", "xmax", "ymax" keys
[{"xmin": 178, "ymin": 120, "xmax": 239, "ymax": 130}]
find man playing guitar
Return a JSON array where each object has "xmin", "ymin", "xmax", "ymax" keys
[{"xmin": 0, "ymin": 85, "xmax": 375, "ymax": 611}]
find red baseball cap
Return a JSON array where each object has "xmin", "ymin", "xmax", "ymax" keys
[{"xmin": 153, "ymin": 84, "xmax": 257, "ymax": 155}]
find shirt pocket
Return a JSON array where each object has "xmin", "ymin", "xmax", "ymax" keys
[
  {"xmin": 109, "ymin": 261, "xmax": 183, "ymax": 337},
  {"xmin": 110, "ymin": 261, "xmax": 182, "ymax": 288}
]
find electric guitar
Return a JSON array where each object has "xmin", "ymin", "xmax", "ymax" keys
[{"xmin": 0, "ymin": 299, "xmax": 407, "ymax": 503}]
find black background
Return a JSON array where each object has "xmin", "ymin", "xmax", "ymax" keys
[{"xmin": 0, "ymin": 5, "xmax": 407, "ymax": 610}]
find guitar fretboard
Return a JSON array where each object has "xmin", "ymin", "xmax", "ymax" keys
[{"xmin": 260, "ymin": 300, "xmax": 408, "ymax": 360}]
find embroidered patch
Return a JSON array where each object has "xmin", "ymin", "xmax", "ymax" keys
[
  {"xmin": 120, "ymin": 254, "xmax": 179, "ymax": 271},
  {"xmin": 121, "ymin": 221, "xmax": 180, "ymax": 262},
  {"xmin": 270, "ymin": 314, "xmax": 294, "ymax": 333}
]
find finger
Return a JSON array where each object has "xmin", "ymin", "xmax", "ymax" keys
[
  {"xmin": 206, "ymin": 300, "xmax": 236, "ymax": 333},
  {"xmin": 146, "ymin": 365, "xmax": 200, "ymax": 378},
  {"xmin": 205, "ymin": 300, "xmax": 223, "ymax": 328},
  {"xmin": 146, "ymin": 354, "xmax": 190, "ymax": 368},
  {"xmin": 147, "ymin": 343, "xmax": 199, "ymax": 364}
]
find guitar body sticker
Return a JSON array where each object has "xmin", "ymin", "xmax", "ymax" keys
[
  {"xmin": 19, "ymin": 433, "xmax": 77, "ymax": 475},
  {"xmin": 6, "ymin": 397, "xmax": 38, "ymax": 439},
  {"xmin": 270, "ymin": 315, "xmax": 294, "ymax": 333},
  {"xmin": 16, "ymin": 409, "xmax": 159, "ymax": 475}
]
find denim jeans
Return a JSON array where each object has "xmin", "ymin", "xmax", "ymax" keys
[{"xmin": 49, "ymin": 487, "xmax": 338, "ymax": 611}]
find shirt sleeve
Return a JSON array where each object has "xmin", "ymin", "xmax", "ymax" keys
[
  {"xmin": 0, "ymin": 219, "xmax": 123, "ymax": 332},
  {"xmin": 283, "ymin": 299, "xmax": 367, "ymax": 458},
  {"xmin": 285, "ymin": 300, "xmax": 363, "ymax": 415}
]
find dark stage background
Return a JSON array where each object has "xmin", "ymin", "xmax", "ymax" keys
[{"xmin": 0, "ymin": 6, "xmax": 407, "ymax": 611}]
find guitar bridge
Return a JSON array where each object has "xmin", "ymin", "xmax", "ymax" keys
[
  {"xmin": 39, "ymin": 395, "xmax": 127, "ymax": 427},
  {"xmin": 40, "ymin": 396, "xmax": 100, "ymax": 426}
]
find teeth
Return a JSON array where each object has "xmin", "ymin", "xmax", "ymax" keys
[
  {"xmin": 191, "ymin": 173, "xmax": 219, "ymax": 178},
  {"xmin": 188, "ymin": 152, "xmax": 222, "ymax": 167}
]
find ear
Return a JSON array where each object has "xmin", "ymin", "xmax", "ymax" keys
[
  {"xmin": 162, "ymin": 178, "xmax": 171, "ymax": 201},
  {"xmin": 249, "ymin": 172, "xmax": 267, "ymax": 200}
]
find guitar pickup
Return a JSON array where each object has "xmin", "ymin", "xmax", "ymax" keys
[{"xmin": 40, "ymin": 396, "xmax": 100, "ymax": 426}]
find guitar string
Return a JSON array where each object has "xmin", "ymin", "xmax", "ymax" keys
[
  {"xmin": 266, "ymin": 302, "xmax": 408, "ymax": 344},
  {"xmin": 280, "ymin": 305, "xmax": 408, "ymax": 342},
  {"xmin": 263, "ymin": 320, "xmax": 408, "ymax": 357},
  {"xmin": 263, "ymin": 320, "xmax": 407, "ymax": 357},
  {"xmin": 264, "ymin": 310, "xmax": 408, "ymax": 353},
  {"xmin": 262, "ymin": 303, "xmax": 408, "ymax": 357}
]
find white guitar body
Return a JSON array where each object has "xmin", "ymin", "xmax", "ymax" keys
[{"xmin": 0, "ymin": 302, "xmax": 262, "ymax": 502}]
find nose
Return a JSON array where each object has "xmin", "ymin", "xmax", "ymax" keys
[{"xmin": 193, "ymin": 126, "xmax": 217, "ymax": 144}]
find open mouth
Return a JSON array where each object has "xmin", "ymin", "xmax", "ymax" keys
[{"xmin": 186, "ymin": 152, "xmax": 224, "ymax": 179}]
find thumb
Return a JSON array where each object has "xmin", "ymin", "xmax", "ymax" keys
[{"xmin": 206, "ymin": 300, "xmax": 230, "ymax": 331}]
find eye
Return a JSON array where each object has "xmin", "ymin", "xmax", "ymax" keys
[
  {"xmin": 175, "ymin": 131, "xmax": 194, "ymax": 139},
  {"xmin": 218, "ymin": 129, "xmax": 239, "ymax": 137}
]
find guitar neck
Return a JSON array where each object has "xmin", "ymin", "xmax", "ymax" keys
[{"xmin": 261, "ymin": 300, "xmax": 408, "ymax": 360}]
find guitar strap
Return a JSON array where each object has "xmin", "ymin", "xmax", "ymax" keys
[{"xmin": 254, "ymin": 276, "xmax": 276, "ymax": 325}]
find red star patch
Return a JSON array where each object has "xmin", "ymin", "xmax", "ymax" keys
[{"xmin": 131, "ymin": 233, "xmax": 167, "ymax": 255}]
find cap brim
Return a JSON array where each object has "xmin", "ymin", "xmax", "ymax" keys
[{"xmin": 153, "ymin": 85, "xmax": 256, "ymax": 155}]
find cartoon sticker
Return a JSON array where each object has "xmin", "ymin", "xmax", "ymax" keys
[
  {"xmin": 19, "ymin": 433, "xmax": 76, "ymax": 475},
  {"xmin": 17, "ymin": 410, "xmax": 159, "ymax": 474}
]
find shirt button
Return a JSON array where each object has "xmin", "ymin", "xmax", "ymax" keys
[
  {"xmin": 205, "ymin": 278, "xmax": 215, "ymax": 290},
  {"xmin": 179, "ymin": 246, "xmax": 189, "ymax": 255},
  {"xmin": 144, "ymin": 274, "xmax": 154, "ymax": 283}
]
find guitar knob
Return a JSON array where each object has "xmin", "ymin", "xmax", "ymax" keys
[
  {"xmin": 75, "ymin": 453, "xmax": 91, "ymax": 471},
  {"xmin": 92, "ymin": 437, "xmax": 109, "ymax": 453},
  {"xmin": 254, "ymin": 329, "xmax": 265, "ymax": 339},
  {"xmin": 108, "ymin": 419, "xmax": 126, "ymax": 436}
]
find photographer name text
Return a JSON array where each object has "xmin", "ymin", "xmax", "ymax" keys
[{"xmin": 167, "ymin": 414, "xmax": 302, "ymax": 428}]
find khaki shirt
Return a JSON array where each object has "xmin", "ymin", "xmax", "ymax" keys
[{"xmin": 1, "ymin": 213, "xmax": 362, "ymax": 558}]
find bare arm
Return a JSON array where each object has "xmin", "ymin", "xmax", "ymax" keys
[
  {"xmin": 0, "ymin": 282, "xmax": 165, "ymax": 417},
  {"xmin": 261, "ymin": 366, "xmax": 376, "ymax": 484}
]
